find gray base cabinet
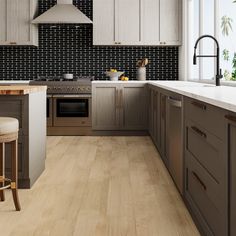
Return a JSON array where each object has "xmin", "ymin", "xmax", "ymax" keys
[
  {"xmin": 149, "ymin": 85, "xmax": 183, "ymax": 194},
  {"xmin": 166, "ymin": 93, "xmax": 183, "ymax": 193},
  {"xmin": 0, "ymin": 92, "xmax": 46, "ymax": 188},
  {"xmin": 149, "ymin": 87, "xmax": 160, "ymax": 150},
  {"xmin": 93, "ymin": 81, "xmax": 236, "ymax": 236},
  {"xmin": 92, "ymin": 83, "xmax": 147, "ymax": 131},
  {"xmin": 122, "ymin": 85, "xmax": 147, "ymax": 130},
  {"xmin": 160, "ymin": 92, "xmax": 167, "ymax": 164},
  {"xmin": 184, "ymin": 97, "xmax": 228, "ymax": 236},
  {"xmin": 226, "ymin": 113, "xmax": 236, "ymax": 236},
  {"xmin": 92, "ymin": 85, "xmax": 119, "ymax": 130}
]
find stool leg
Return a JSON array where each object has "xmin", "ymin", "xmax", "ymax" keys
[
  {"xmin": 0, "ymin": 143, "xmax": 5, "ymax": 202},
  {"xmin": 11, "ymin": 140, "xmax": 20, "ymax": 211}
]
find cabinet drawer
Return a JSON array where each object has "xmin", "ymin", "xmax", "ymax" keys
[
  {"xmin": 185, "ymin": 120, "xmax": 226, "ymax": 183},
  {"xmin": 185, "ymin": 152, "xmax": 227, "ymax": 236},
  {"xmin": 184, "ymin": 97, "xmax": 225, "ymax": 139}
]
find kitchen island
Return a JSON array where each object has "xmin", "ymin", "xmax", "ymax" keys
[{"xmin": 0, "ymin": 85, "xmax": 47, "ymax": 188}]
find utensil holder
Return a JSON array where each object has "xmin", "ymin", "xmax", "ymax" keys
[{"xmin": 137, "ymin": 67, "xmax": 146, "ymax": 81}]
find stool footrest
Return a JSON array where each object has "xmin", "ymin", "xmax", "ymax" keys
[{"xmin": 0, "ymin": 178, "xmax": 11, "ymax": 190}]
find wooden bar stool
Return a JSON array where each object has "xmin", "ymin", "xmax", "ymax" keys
[{"xmin": 0, "ymin": 117, "xmax": 21, "ymax": 211}]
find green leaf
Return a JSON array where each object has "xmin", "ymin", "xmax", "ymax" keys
[{"xmin": 221, "ymin": 16, "xmax": 233, "ymax": 36}]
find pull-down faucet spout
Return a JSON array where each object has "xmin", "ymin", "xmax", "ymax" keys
[{"xmin": 193, "ymin": 35, "xmax": 223, "ymax": 86}]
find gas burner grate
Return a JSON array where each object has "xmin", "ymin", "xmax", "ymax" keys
[{"xmin": 36, "ymin": 76, "xmax": 94, "ymax": 82}]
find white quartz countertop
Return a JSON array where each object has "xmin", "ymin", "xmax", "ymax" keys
[
  {"xmin": 93, "ymin": 80, "xmax": 147, "ymax": 84},
  {"xmin": 0, "ymin": 80, "xmax": 30, "ymax": 84},
  {"xmin": 92, "ymin": 80, "xmax": 236, "ymax": 113}
]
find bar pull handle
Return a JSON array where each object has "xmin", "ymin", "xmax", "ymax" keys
[
  {"xmin": 191, "ymin": 126, "xmax": 207, "ymax": 139},
  {"xmin": 116, "ymin": 89, "xmax": 119, "ymax": 108},
  {"xmin": 161, "ymin": 96, "xmax": 166, "ymax": 119},
  {"xmin": 168, "ymin": 96, "xmax": 182, "ymax": 108},
  {"xmin": 153, "ymin": 92, "xmax": 157, "ymax": 111},
  {"xmin": 119, "ymin": 89, "xmax": 123, "ymax": 108},
  {"xmin": 192, "ymin": 171, "xmax": 207, "ymax": 191},
  {"xmin": 225, "ymin": 115, "xmax": 236, "ymax": 123},
  {"xmin": 191, "ymin": 101, "xmax": 206, "ymax": 110}
]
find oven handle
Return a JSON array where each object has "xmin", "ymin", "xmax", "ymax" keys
[{"xmin": 52, "ymin": 94, "xmax": 92, "ymax": 98}]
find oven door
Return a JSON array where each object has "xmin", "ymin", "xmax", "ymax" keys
[
  {"xmin": 47, "ymin": 95, "xmax": 53, "ymax": 127},
  {"xmin": 53, "ymin": 95, "xmax": 92, "ymax": 127}
]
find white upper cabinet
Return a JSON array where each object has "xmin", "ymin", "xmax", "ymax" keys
[
  {"xmin": 159, "ymin": 0, "xmax": 181, "ymax": 45},
  {"xmin": 93, "ymin": 0, "xmax": 115, "ymax": 45},
  {"xmin": 141, "ymin": 0, "xmax": 160, "ymax": 45},
  {"xmin": 0, "ymin": 0, "xmax": 38, "ymax": 46},
  {"xmin": 115, "ymin": 0, "xmax": 140, "ymax": 45},
  {"xmin": 93, "ymin": 0, "xmax": 182, "ymax": 46}
]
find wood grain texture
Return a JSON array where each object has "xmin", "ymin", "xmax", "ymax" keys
[
  {"xmin": 0, "ymin": 136, "xmax": 200, "ymax": 236},
  {"xmin": 0, "ymin": 86, "xmax": 47, "ymax": 95},
  {"xmin": 0, "ymin": 0, "xmax": 38, "ymax": 46}
]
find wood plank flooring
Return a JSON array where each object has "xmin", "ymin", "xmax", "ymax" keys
[{"xmin": 0, "ymin": 136, "xmax": 200, "ymax": 236}]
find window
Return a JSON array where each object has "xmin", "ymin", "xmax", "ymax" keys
[
  {"xmin": 219, "ymin": 0, "xmax": 236, "ymax": 82},
  {"xmin": 187, "ymin": 0, "xmax": 236, "ymax": 82},
  {"xmin": 187, "ymin": 0, "xmax": 216, "ymax": 81}
]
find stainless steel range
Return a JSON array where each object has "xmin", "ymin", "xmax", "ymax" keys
[{"xmin": 30, "ymin": 76, "xmax": 93, "ymax": 136}]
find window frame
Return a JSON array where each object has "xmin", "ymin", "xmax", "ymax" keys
[{"xmin": 187, "ymin": 0, "xmax": 220, "ymax": 83}]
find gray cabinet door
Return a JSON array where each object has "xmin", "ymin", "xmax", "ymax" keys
[
  {"xmin": 166, "ymin": 95, "xmax": 183, "ymax": 194},
  {"xmin": 148, "ymin": 88, "xmax": 154, "ymax": 137},
  {"xmin": 152, "ymin": 90, "xmax": 160, "ymax": 148},
  {"xmin": 122, "ymin": 85, "xmax": 147, "ymax": 130},
  {"xmin": 160, "ymin": 93, "xmax": 167, "ymax": 164},
  {"xmin": 148, "ymin": 87, "xmax": 160, "ymax": 148},
  {"xmin": 92, "ymin": 85, "xmax": 120, "ymax": 130},
  {"xmin": 227, "ymin": 114, "xmax": 236, "ymax": 236}
]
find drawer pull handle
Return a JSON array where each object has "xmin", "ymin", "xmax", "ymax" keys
[
  {"xmin": 192, "ymin": 171, "xmax": 207, "ymax": 191},
  {"xmin": 225, "ymin": 115, "xmax": 236, "ymax": 123},
  {"xmin": 191, "ymin": 126, "xmax": 207, "ymax": 139},
  {"xmin": 191, "ymin": 101, "xmax": 206, "ymax": 110}
]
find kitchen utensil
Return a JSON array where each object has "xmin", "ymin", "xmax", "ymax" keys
[
  {"xmin": 137, "ymin": 58, "xmax": 149, "ymax": 68},
  {"xmin": 137, "ymin": 67, "xmax": 146, "ymax": 81}
]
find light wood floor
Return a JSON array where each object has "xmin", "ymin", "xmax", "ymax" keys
[{"xmin": 0, "ymin": 136, "xmax": 200, "ymax": 236}]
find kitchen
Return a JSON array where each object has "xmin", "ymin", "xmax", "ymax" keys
[{"xmin": 0, "ymin": 0, "xmax": 236, "ymax": 236}]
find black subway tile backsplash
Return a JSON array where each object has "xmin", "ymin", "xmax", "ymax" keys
[{"xmin": 0, "ymin": 0, "xmax": 178, "ymax": 81}]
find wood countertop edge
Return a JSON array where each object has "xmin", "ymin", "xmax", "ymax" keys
[{"xmin": 0, "ymin": 86, "xmax": 47, "ymax": 95}]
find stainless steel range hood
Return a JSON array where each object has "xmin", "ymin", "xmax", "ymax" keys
[{"xmin": 32, "ymin": 0, "xmax": 92, "ymax": 24}]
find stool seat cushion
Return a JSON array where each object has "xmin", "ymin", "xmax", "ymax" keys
[{"xmin": 0, "ymin": 117, "xmax": 19, "ymax": 135}]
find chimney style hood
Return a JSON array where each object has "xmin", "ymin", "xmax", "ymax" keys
[{"xmin": 32, "ymin": 0, "xmax": 92, "ymax": 24}]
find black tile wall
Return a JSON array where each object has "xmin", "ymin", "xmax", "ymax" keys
[{"xmin": 0, "ymin": 0, "xmax": 179, "ymax": 81}]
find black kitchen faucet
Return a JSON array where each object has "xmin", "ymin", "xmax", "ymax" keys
[{"xmin": 193, "ymin": 35, "xmax": 223, "ymax": 86}]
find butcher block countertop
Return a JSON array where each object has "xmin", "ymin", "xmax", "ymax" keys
[{"xmin": 0, "ymin": 85, "xmax": 47, "ymax": 95}]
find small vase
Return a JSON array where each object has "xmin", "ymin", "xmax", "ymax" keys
[{"xmin": 137, "ymin": 67, "xmax": 146, "ymax": 81}]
